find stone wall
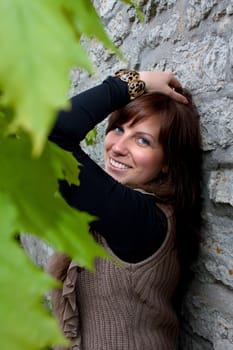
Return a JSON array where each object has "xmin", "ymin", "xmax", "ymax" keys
[
  {"xmin": 74, "ymin": 1, "xmax": 233, "ymax": 348},
  {"xmin": 21, "ymin": 0, "xmax": 233, "ymax": 348}
]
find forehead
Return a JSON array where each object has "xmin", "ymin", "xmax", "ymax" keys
[
  {"xmin": 127, "ymin": 112, "xmax": 162, "ymax": 128},
  {"xmin": 121, "ymin": 114, "xmax": 162, "ymax": 139}
]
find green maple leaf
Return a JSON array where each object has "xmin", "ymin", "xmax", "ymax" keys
[
  {"xmin": 0, "ymin": 0, "xmax": 91, "ymax": 154},
  {"xmin": 0, "ymin": 1, "xmax": 142, "ymax": 349},
  {"xmin": 0, "ymin": 135, "xmax": 109, "ymax": 268},
  {"xmin": 0, "ymin": 192, "xmax": 68, "ymax": 350},
  {"xmin": 62, "ymin": 0, "xmax": 122, "ymax": 55},
  {"xmin": 0, "ymin": 135, "xmax": 110, "ymax": 349},
  {"xmin": 0, "ymin": 0, "xmax": 122, "ymax": 156}
]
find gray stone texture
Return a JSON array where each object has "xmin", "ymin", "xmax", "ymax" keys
[{"xmin": 21, "ymin": 0, "xmax": 233, "ymax": 349}]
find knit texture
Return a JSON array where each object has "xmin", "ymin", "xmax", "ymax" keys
[{"xmin": 49, "ymin": 205, "xmax": 180, "ymax": 350}]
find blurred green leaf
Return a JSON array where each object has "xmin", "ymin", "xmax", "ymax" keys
[
  {"xmin": 0, "ymin": 0, "xmax": 95, "ymax": 155},
  {"xmin": 85, "ymin": 128, "xmax": 97, "ymax": 146},
  {"xmin": 0, "ymin": 192, "xmax": 67, "ymax": 350},
  {"xmin": 0, "ymin": 0, "xmax": 142, "ymax": 349},
  {"xmin": 0, "ymin": 135, "xmax": 109, "ymax": 268},
  {"xmin": 61, "ymin": 0, "xmax": 123, "ymax": 57}
]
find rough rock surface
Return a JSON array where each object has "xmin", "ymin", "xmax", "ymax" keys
[{"xmin": 21, "ymin": 1, "xmax": 233, "ymax": 348}]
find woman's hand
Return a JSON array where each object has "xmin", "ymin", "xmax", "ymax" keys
[{"xmin": 139, "ymin": 71, "xmax": 188, "ymax": 104}]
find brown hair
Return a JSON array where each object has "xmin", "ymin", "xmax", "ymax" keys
[
  {"xmin": 106, "ymin": 91, "xmax": 202, "ymax": 205},
  {"xmin": 106, "ymin": 91, "xmax": 203, "ymax": 305}
]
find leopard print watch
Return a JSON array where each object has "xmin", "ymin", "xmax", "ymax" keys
[{"xmin": 114, "ymin": 69, "xmax": 146, "ymax": 100}]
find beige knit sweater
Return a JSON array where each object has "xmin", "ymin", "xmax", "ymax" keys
[{"xmin": 49, "ymin": 205, "xmax": 180, "ymax": 350}]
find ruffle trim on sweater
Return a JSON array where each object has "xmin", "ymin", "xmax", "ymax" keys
[
  {"xmin": 51, "ymin": 259, "xmax": 81, "ymax": 350},
  {"xmin": 62, "ymin": 260, "xmax": 80, "ymax": 348}
]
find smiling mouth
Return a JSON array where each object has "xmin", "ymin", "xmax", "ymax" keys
[{"xmin": 110, "ymin": 158, "xmax": 131, "ymax": 170}]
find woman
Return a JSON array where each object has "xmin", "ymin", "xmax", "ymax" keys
[{"xmin": 48, "ymin": 70, "xmax": 202, "ymax": 350}]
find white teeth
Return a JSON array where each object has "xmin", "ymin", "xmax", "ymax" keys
[{"xmin": 110, "ymin": 158, "xmax": 130, "ymax": 169}]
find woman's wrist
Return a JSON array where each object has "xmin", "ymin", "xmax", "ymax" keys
[
  {"xmin": 139, "ymin": 71, "xmax": 162, "ymax": 92},
  {"xmin": 113, "ymin": 69, "xmax": 188, "ymax": 104},
  {"xmin": 114, "ymin": 69, "xmax": 146, "ymax": 100}
]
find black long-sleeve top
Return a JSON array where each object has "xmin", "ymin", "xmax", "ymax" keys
[{"xmin": 49, "ymin": 76, "xmax": 167, "ymax": 263}]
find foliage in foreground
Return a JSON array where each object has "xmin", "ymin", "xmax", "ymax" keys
[{"xmin": 0, "ymin": 0, "xmax": 141, "ymax": 349}]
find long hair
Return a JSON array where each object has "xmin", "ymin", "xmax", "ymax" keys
[{"xmin": 106, "ymin": 90, "xmax": 203, "ymax": 306}]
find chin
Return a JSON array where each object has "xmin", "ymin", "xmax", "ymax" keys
[
  {"xmin": 110, "ymin": 173, "xmax": 127, "ymax": 185},
  {"xmin": 113, "ymin": 175, "xmax": 126, "ymax": 184}
]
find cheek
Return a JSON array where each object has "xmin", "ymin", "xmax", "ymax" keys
[
  {"xmin": 104, "ymin": 134, "xmax": 113, "ymax": 161},
  {"xmin": 137, "ymin": 150, "xmax": 165, "ymax": 176},
  {"xmin": 137, "ymin": 149, "xmax": 162, "ymax": 165}
]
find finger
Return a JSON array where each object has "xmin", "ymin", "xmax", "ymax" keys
[
  {"xmin": 164, "ymin": 71, "xmax": 182, "ymax": 88},
  {"xmin": 168, "ymin": 75, "xmax": 182, "ymax": 89},
  {"xmin": 168, "ymin": 88, "xmax": 188, "ymax": 104}
]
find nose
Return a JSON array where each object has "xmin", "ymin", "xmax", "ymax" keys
[{"xmin": 112, "ymin": 136, "xmax": 129, "ymax": 155}]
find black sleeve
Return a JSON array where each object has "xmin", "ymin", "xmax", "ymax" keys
[
  {"xmin": 49, "ymin": 76, "xmax": 130, "ymax": 149},
  {"xmin": 49, "ymin": 77, "xmax": 167, "ymax": 263}
]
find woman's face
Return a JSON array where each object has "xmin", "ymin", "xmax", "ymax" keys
[{"xmin": 104, "ymin": 114, "xmax": 166, "ymax": 186}]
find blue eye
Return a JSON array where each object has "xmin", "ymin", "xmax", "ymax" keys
[
  {"xmin": 114, "ymin": 126, "xmax": 124, "ymax": 133},
  {"xmin": 138, "ymin": 137, "xmax": 150, "ymax": 146}
]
